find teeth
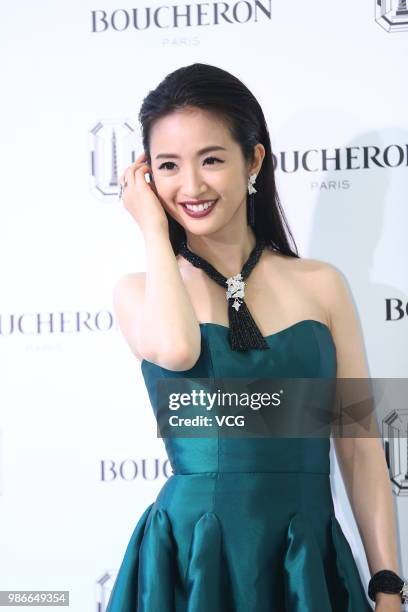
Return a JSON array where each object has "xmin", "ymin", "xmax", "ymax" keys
[{"xmin": 185, "ymin": 200, "xmax": 216, "ymax": 212}]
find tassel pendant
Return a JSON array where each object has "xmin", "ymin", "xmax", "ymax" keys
[
  {"xmin": 227, "ymin": 299, "xmax": 269, "ymax": 351},
  {"xmin": 178, "ymin": 238, "xmax": 269, "ymax": 351},
  {"xmin": 226, "ymin": 272, "xmax": 269, "ymax": 351}
]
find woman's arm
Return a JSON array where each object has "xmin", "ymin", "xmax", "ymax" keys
[
  {"xmin": 113, "ymin": 155, "xmax": 202, "ymax": 371},
  {"xmin": 320, "ymin": 264, "xmax": 401, "ymax": 609},
  {"xmin": 113, "ymin": 231, "xmax": 202, "ymax": 371}
]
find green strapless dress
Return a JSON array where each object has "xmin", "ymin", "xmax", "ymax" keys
[{"xmin": 106, "ymin": 319, "xmax": 374, "ymax": 611}]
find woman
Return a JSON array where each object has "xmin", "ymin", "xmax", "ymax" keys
[{"xmin": 106, "ymin": 63, "xmax": 405, "ymax": 611}]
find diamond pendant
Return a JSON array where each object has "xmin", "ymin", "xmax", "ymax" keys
[{"xmin": 226, "ymin": 273, "xmax": 245, "ymax": 311}]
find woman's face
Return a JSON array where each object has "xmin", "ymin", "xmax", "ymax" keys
[{"xmin": 148, "ymin": 107, "xmax": 255, "ymax": 237}]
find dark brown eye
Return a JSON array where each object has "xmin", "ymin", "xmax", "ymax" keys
[
  {"xmin": 158, "ymin": 157, "xmax": 224, "ymax": 171},
  {"xmin": 204, "ymin": 157, "xmax": 223, "ymax": 165}
]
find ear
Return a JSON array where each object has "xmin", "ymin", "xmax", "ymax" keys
[{"xmin": 248, "ymin": 143, "xmax": 266, "ymax": 176}]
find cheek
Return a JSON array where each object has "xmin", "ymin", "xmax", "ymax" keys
[
  {"xmin": 225, "ymin": 178, "xmax": 246, "ymax": 200},
  {"xmin": 152, "ymin": 180, "xmax": 174, "ymax": 206},
  {"xmin": 221, "ymin": 168, "xmax": 246, "ymax": 192},
  {"xmin": 154, "ymin": 176, "xmax": 176, "ymax": 197}
]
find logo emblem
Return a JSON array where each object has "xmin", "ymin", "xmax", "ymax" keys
[
  {"xmin": 376, "ymin": 0, "xmax": 408, "ymax": 32},
  {"xmin": 90, "ymin": 119, "xmax": 137, "ymax": 200},
  {"xmin": 383, "ymin": 407, "xmax": 408, "ymax": 495},
  {"xmin": 96, "ymin": 571, "xmax": 117, "ymax": 611}
]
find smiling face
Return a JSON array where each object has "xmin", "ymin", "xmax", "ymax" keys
[{"xmin": 148, "ymin": 106, "xmax": 255, "ymax": 238}]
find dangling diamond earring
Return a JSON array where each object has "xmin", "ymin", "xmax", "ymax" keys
[
  {"xmin": 247, "ymin": 174, "xmax": 257, "ymax": 227},
  {"xmin": 248, "ymin": 174, "xmax": 257, "ymax": 195}
]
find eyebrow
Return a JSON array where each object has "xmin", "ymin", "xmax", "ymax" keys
[{"xmin": 155, "ymin": 146, "xmax": 227, "ymax": 160}]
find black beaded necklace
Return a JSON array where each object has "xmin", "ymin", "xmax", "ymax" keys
[{"xmin": 178, "ymin": 238, "xmax": 270, "ymax": 352}]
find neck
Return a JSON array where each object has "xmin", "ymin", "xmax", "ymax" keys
[{"xmin": 185, "ymin": 229, "xmax": 258, "ymax": 276}]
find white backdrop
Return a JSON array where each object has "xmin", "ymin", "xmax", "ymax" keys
[{"xmin": 1, "ymin": 1, "xmax": 407, "ymax": 610}]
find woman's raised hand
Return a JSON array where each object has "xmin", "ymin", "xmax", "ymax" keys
[{"xmin": 119, "ymin": 152, "xmax": 169, "ymax": 237}]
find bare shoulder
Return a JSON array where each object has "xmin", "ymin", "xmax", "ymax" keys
[
  {"xmin": 283, "ymin": 255, "xmax": 362, "ymax": 343},
  {"xmin": 267, "ymin": 250, "xmax": 351, "ymax": 329},
  {"xmin": 297, "ymin": 257, "xmax": 351, "ymax": 315},
  {"xmin": 294, "ymin": 259, "xmax": 369, "ymax": 379},
  {"xmin": 312, "ymin": 261, "xmax": 361, "ymax": 331},
  {"xmin": 272, "ymin": 250, "xmax": 333, "ymax": 276},
  {"xmin": 272, "ymin": 250, "xmax": 341, "ymax": 292},
  {"xmin": 295, "ymin": 258, "xmax": 352, "ymax": 314},
  {"xmin": 112, "ymin": 272, "xmax": 146, "ymax": 362}
]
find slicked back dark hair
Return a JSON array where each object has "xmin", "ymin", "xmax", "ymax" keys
[{"xmin": 138, "ymin": 63, "xmax": 299, "ymax": 258}]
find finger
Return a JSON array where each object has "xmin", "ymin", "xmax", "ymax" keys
[
  {"xmin": 120, "ymin": 154, "xmax": 151, "ymax": 190},
  {"xmin": 131, "ymin": 162, "xmax": 152, "ymax": 187},
  {"xmin": 124, "ymin": 164, "xmax": 137, "ymax": 187},
  {"xmin": 127, "ymin": 152, "xmax": 148, "ymax": 172},
  {"xmin": 119, "ymin": 153, "xmax": 143, "ymax": 179},
  {"xmin": 133, "ymin": 153, "xmax": 151, "ymax": 172},
  {"xmin": 134, "ymin": 151, "xmax": 148, "ymax": 163},
  {"xmin": 138, "ymin": 163, "xmax": 155, "ymax": 187}
]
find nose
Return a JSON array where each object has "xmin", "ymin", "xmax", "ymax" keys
[{"xmin": 181, "ymin": 166, "xmax": 207, "ymax": 199}]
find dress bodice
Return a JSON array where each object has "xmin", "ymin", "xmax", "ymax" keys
[
  {"xmin": 107, "ymin": 319, "xmax": 374, "ymax": 612},
  {"xmin": 106, "ymin": 319, "xmax": 372, "ymax": 612},
  {"xmin": 140, "ymin": 319, "xmax": 337, "ymax": 476}
]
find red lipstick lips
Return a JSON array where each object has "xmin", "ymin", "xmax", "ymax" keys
[{"xmin": 180, "ymin": 199, "xmax": 218, "ymax": 219}]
